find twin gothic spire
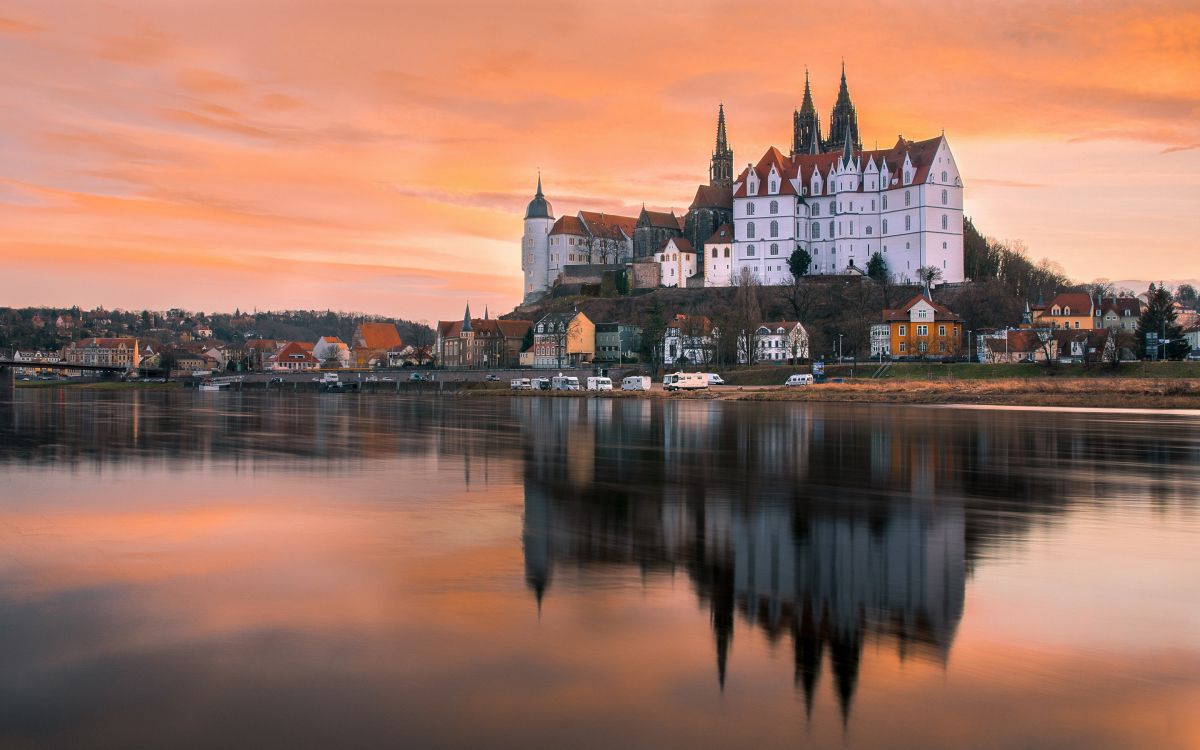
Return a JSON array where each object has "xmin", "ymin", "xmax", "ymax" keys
[{"xmin": 792, "ymin": 63, "xmax": 861, "ymax": 157}]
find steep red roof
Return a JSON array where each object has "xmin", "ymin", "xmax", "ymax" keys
[
  {"xmin": 549, "ymin": 215, "xmax": 587, "ymax": 236},
  {"xmin": 882, "ymin": 293, "xmax": 962, "ymax": 323},
  {"xmin": 354, "ymin": 322, "xmax": 403, "ymax": 350},
  {"xmin": 641, "ymin": 210, "xmax": 680, "ymax": 229},
  {"xmin": 1042, "ymin": 293, "xmax": 1094, "ymax": 316},
  {"xmin": 271, "ymin": 342, "xmax": 318, "ymax": 364},
  {"xmin": 578, "ymin": 211, "xmax": 636, "ymax": 239},
  {"xmin": 665, "ymin": 237, "xmax": 695, "ymax": 254},
  {"xmin": 690, "ymin": 184, "xmax": 733, "ymax": 210},
  {"xmin": 705, "ymin": 223, "xmax": 734, "ymax": 245}
]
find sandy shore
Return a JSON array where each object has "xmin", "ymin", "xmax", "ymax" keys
[{"xmin": 489, "ymin": 378, "xmax": 1200, "ymax": 410}]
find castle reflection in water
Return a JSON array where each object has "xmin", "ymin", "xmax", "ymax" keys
[{"xmin": 513, "ymin": 397, "xmax": 1197, "ymax": 720}]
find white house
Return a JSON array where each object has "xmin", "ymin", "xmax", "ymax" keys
[
  {"xmin": 741, "ymin": 321, "xmax": 809, "ymax": 363},
  {"xmin": 313, "ymin": 336, "xmax": 351, "ymax": 367},
  {"xmin": 663, "ymin": 314, "xmax": 715, "ymax": 366},
  {"xmin": 703, "ymin": 224, "xmax": 734, "ymax": 287},
  {"xmin": 655, "ymin": 237, "xmax": 699, "ymax": 288}
]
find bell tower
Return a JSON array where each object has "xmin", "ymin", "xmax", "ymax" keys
[{"xmin": 709, "ymin": 104, "xmax": 734, "ymax": 189}]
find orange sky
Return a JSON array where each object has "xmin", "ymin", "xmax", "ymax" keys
[{"xmin": 1, "ymin": 0, "xmax": 1198, "ymax": 321}]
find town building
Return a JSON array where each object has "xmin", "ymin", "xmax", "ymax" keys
[
  {"xmin": 746, "ymin": 321, "xmax": 809, "ymax": 363},
  {"xmin": 594, "ymin": 323, "xmax": 642, "ymax": 363},
  {"xmin": 266, "ymin": 342, "xmax": 319, "ymax": 371},
  {"xmin": 663, "ymin": 314, "xmax": 715, "ymax": 366},
  {"xmin": 313, "ymin": 336, "xmax": 351, "ymax": 368},
  {"xmin": 532, "ymin": 310, "xmax": 595, "ymax": 368},
  {"xmin": 436, "ymin": 304, "xmax": 532, "ymax": 368},
  {"xmin": 655, "ymin": 237, "xmax": 699, "ymax": 288},
  {"xmin": 882, "ymin": 293, "xmax": 963, "ymax": 359},
  {"xmin": 60, "ymin": 337, "xmax": 141, "ymax": 371},
  {"xmin": 703, "ymin": 224, "xmax": 735, "ymax": 287}
]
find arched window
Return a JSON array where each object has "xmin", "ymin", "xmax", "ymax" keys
[
  {"xmin": 711, "ymin": 248, "xmax": 718, "ymax": 258},
  {"xmin": 812, "ymin": 222, "xmax": 821, "ymax": 239},
  {"xmin": 941, "ymin": 189, "xmax": 948, "ymax": 205},
  {"xmin": 769, "ymin": 220, "xmax": 779, "ymax": 237},
  {"xmin": 747, "ymin": 203, "xmax": 755, "ymax": 216},
  {"xmin": 905, "ymin": 216, "xmax": 912, "ymax": 231},
  {"xmin": 904, "ymin": 191, "xmax": 911, "ymax": 207},
  {"xmin": 724, "ymin": 247, "xmax": 730, "ymax": 257},
  {"xmin": 941, "ymin": 170, "xmax": 948, "ymax": 182},
  {"xmin": 747, "ymin": 245, "xmax": 756, "ymax": 257},
  {"xmin": 866, "ymin": 226, "xmax": 873, "ymax": 235},
  {"xmin": 769, "ymin": 200, "xmax": 778, "ymax": 214},
  {"xmin": 770, "ymin": 243, "xmax": 779, "ymax": 255},
  {"xmin": 747, "ymin": 222, "xmax": 756, "ymax": 239},
  {"xmin": 882, "ymin": 195, "xmax": 888, "ymax": 210},
  {"xmin": 941, "ymin": 214, "xmax": 948, "ymax": 230},
  {"xmin": 883, "ymin": 219, "xmax": 888, "ymax": 233},
  {"xmin": 812, "ymin": 203, "xmax": 820, "ymax": 217},
  {"xmin": 828, "ymin": 220, "xmax": 834, "ymax": 237},
  {"xmin": 769, "ymin": 181, "xmax": 777, "ymax": 193}
]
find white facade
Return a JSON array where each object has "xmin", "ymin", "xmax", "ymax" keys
[
  {"xmin": 522, "ymin": 215, "xmax": 553, "ymax": 302},
  {"xmin": 655, "ymin": 238, "xmax": 698, "ymax": 288},
  {"xmin": 870, "ymin": 324, "xmax": 891, "ymax": 358},
  {"xmin": 704, "ymin": 225, "xmax": 734, "ymax": 287},
  {"xmin": 663, "ymin": 315, "xmax": 714, "ymax": 366},
  {"xmin": 742, "ymin": 322, "xmax": 809, "ymax": 363},
  {"xmin": 732, "ymin": 135, "xmax": 964, "ymax": 286},
  {"xmin": 313, "ymin": 337, "xmax": 350, "ymax": 367}
]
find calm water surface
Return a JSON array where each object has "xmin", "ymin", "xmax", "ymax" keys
[{"xmin": 1, "ymin": 391, "xmax": 1197, "ymax": 749}]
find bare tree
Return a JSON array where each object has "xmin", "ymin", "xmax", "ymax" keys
[
  {"xmin": 733, "ymin": 269, "xmax": 762, "ymax": 365},
  {"xmin": 917, "ymin": 265, "xmax": 943, "ymax": 290}
]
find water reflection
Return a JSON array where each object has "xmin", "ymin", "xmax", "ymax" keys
[{"xmin": 0, "ymin": 391, "xmax": 1197, "ymax": 748}]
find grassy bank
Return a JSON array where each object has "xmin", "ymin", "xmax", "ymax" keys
[{"xmin": 15, "ymin": 380, "xmax": 183, "ymax": 390}]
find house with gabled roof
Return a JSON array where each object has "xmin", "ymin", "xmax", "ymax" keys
[{"xmin": 882, "ymin": 293, "xmax": 963, "ymax": 359}]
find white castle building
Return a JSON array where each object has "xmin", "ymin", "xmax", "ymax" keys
[{"xmin": 520, "ymin": 66, "xmax": 964, "ymax": 301}]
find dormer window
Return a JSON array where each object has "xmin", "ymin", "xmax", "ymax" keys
[{"xmin": 769, "ymin": 181, "xmax": 777, "ymax": 193}]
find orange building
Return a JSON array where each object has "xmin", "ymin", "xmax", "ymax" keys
[
  {"xmin": 882, "ymin": 293, "xmax": 963, "ymax": 359},
  {"xmin": 1031, "ymin": 293, "xmax": 1095, "ymax": 331}
]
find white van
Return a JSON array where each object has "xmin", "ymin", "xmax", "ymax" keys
[
  {"xmin": 530, "ymin": 377, "xmax": 550, "ymax": 391},
  {"xmin": 785, "ymin": 373, "xmax": 814, "ymax": 387},
  {"xmin": 586, "ymin": 376, "xmax": 612, "ymax": 391},
  {"xmin": 706, "ymin": 373, "xmax": 725, "ymax": 385},
  {"xmin": 551, "ymin": 374, "xmax": 581, "ymax": 391},
  {"xmin": 666, "ymin": 372, "xmax": 708, "ymax": 391},
  {"xmin": 621, "ymin": 376, "xmax": 651, "ymax": 391},
  {"xmin": 510, "ymin": 378, "xmax": 531, "ymax": 390},
  {"xmin": 662, "ymin": 373, "xmax": 677, "ymax": 390}
]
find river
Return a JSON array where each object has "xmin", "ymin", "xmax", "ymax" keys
[{"xmin": 1, "ymin": 391, "xmax": 1197, "ymax": 749}]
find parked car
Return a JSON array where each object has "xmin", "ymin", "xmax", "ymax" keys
[
  {"xmin": 1186, "ymin": 351, "xmax": 1200, "ymax": 362},
  {"xmin": 785, "ymin": 374, "xmax": 814, "ymax": 387},
  {"xmin": 586, "ymin": 376, "xmax": 612, "ymax": 391},
  {"xmin": 706, "ymin": 373, "xmax": 725, "ymax": 385},
  {"xmin": 621, "ymin": 376, "xmax": 651, "ymax": 391},
  {"xmin": 409, "ymin": 373, "xmax": 424, "ymax": 382},
  {"xmin": 485, "ymin": 374, "xmax": 500, "ymax": 382}
]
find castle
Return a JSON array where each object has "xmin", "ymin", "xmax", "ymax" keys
[{"xmin": 521, "ymin": 65, "xmax": 964, "ymax": 302}]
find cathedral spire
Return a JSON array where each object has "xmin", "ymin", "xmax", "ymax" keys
[
  {"xmin": 792, "ymin": 66, "xmax": 824, "ymax": 156},
  {"xmin": 709, "ymin": 103, "xmax": 734, "ymax": 189},
  {"xmin": 462, "ymin": 301, "xmax": 472, "ymax": 333},
  {"xmin": 826, "ymin": 61, "xmax": 862, "ymax": 152}
]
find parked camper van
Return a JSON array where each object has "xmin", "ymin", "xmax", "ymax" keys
[
  {"xmin": 586, "ymin": 376, "xmax": 612, "ymax": 391},
  {"xmin": 530, "ymin": 377, "xmax": 550, "ymax": 391},
  {"xmin": 706, "ymin": 373, "xmax": 725, "ymax": 385},
  {"xmin": 785, "ymin": 373, "xmax": 814, "ymax": 387},
  {"xmin": 551, "ymin": 374, "xmax": 581, "ymax": 391},
  {"xmin": 665, "ymin": 372, "xmax": 708, "ymax": 391},
  {"xmin": 621, "ymin": 376, "xmax": 651, "ymax": 391},
  {"xmin": 510, "ymin": 378, "xmax": 532, "ymax": 390}
]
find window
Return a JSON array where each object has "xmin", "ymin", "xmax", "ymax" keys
[
  {"xmin": 942, "ymin": 215, "xmax": 948, "ymax": 230},
  {"xmin": 899, "ymin": 325, "xmax": 906, "ymax": 336},
  {"xmin": 812, "ymin": 222, "xmax": 820, "ymax": 239},
  {"xmin": 941, "ymin": 170, "xmax": 948, "ymax": 182},
  {"xmin": 747, "ymin": 203, "xmax": 755, "ymax": 216},
  {"xmin": 882, "ymin": 195, "xmax": 888, "ymax": 210},
  {"xmin": 905, "ymin": 216, "xmax": 912, "ymax": 231},
  {"xmin": 917, "ymin": 325, "xmax": 928, "ymax": 336},
  {"xmin": 747, "ymin": 223, "xmax": 756, "ymax": 239},
  {"xmin": 938, "ymin": 325, "xmax": 946, "ymax": 336},
  {"xmin": 812, "ymin": 203, "xmax": 820, "ymax": 217},
  {"xmin": 770, "ymin": 243, "xmax": 779, "ymax": 255},
  {"xmin": 899, "ymin": 342, "xmax": 907, "ymax": 352},
  {"xmin": 770, "ymin": 181, "xmax": 777, "ymax": 193},
  {"xmin": 747, "ymin": 245, "xmax": 756, "ymax": 257},
  {"xmin": 883, "ymin": 219, "xmax": 888, "ymax": 234},
  {"xmin": 769, "ymin": 200, "xmax": 778, "ymax": 214},
  {"xmin": 724, "ymin": 248, "xmax": 730, "ymax": 257},
  {"xmin": 866, "ymin": 226, "xmax": 873, "ymax": 235},
  {"xmin": 829, "ymin": 220, "xmax": 834, "ymax": 236},
  {"xmin": 941, "ymin": 189, "xmax": 948, "ymax": 205},
  {"xmin": 711, "ymin": 248, "xmax": 718, "ymax": 258},
  {"xmin": 904, "ymin": 191, "xmax": 911, "ymax": 207},
  {"xmin": 769, "ymin": 220, "xmax": 779, "ymax": 237}
]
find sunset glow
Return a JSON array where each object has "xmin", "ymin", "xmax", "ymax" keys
[{"xmin": 1, "ymin": 0, "xmax": 1198, "ymax": 320}]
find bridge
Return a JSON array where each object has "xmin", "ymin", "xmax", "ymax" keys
[{"xmin": 0, "ymin": 355, "xmax": 134, "ymax": 394}]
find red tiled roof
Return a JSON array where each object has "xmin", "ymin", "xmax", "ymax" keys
[
  {"xmin": 549, "ymin": 215, "xmax": 587, "ymax": 236},
  {"xmin": 705, "ymin": 223, "xmax": 734, "ymax": 245},
  {"xmin": 1042, "ymin": 293, "xmax": 1094, "ymax": 316},
  {"xmin": 1099, "ymin": 298, "xmax": 1141, "ymax": 316},
  {"xmin": 690, "ymin": 184, "xmax": 733, "ymax": 210},
  {"xmin": 641, "ymin": 209, "xmax": 679, "ymax": 229},
  {"xmin": 734, "ymin": 135, "xmax": 948, "ymax": 198},
  {"xmin": 882, "ymin": 293, "xmax": 962, "ymax": 322},
  {"xmin": 578, "ymin": 211, "xmax": 636, "ymax": 239},
  {"xmin": 271, "ymin": 342, "xmax": 318, "ymax": 364},
  {"xmin": 354, "ymin": 322, "xmax": 403, "ymax": 350},
  {"xmin": 668, "ymin": 313, "xmax": 713, "ymax": 334},
  {"xmin": 71, "ymin": 337, "xmax": 137, "ymax": 348},
  {"xmin": 665, "ymin": 237, "xmax": 695, "ymax": 254},
  {"xmin": 438, "ymin": 319, "xmax": 532, "ymax": 340}
]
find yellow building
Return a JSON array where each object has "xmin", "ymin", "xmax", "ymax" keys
[
  {"xmin": 1032, "ymin": 293, "xmax": 1095, "ymax": 331},
  {"xmin": 533, "ymin": 310, "xmax": 595, "ymax": 368},
  {"xmin": 882, "ymin": 294, "xmax": 963, "ymax": 359}
]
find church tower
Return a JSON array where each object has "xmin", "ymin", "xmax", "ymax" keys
[
  {"xmin": 709, "ymin": 104, "xmax": 734, "ymax": 188},
  {"xmin": 825, "ymin": 62, "xmax": 862, "ymax": 152},
  {"xmin": 521, "ymin": 173, "xmax": 555, "ymax": 302},
  {"xmin": 791, "ymin": 68, "xmax": 824, "ymax": 156}
]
